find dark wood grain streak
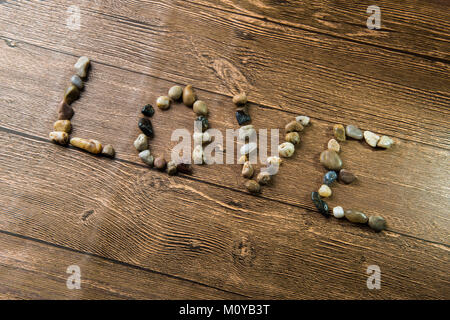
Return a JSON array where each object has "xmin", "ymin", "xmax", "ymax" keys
[{"xmin": 0, "ymin": 131, "xmax": 449, "ymax": 299}]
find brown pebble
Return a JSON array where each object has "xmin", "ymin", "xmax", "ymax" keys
[
  {"xmin": 57, "ymin": 100, "xmax": 74, "ymax": 120},
  {"xmin": 176, "ymin": 163, "xmax": 193, "ymax": 174},
  {"xmin": 245, "ymin": 180, "xmax": 261, "ymax": 194},
  {"xmin": 285, "ymin": 132, "xmax": 301, "ymax": 145},
  {"xmin": 70, "ymin": 137, "xmax": 103, "ymax": 154},
  {"xmin": 256, "ymin": 172, "xmax": 271, "ymax": 185},
  {"xmin": 53, "ymin": 120, "xmax": 71, "ymax": 133},
  {"xmin": 333, "ymin": 124, "xmax": 346, "ymax": 142},
  {"xmin": 339, "ymin": 169, "xmax": 356, "ymax": 184},
  {"xmin": 285, "ymin": 120, "xmax": 304, "ymax": 133},
  {"xmin": 319, "ymin": 150, "xmax": 343, "ymax": 171},
  {"xmin": 166, "ymin": 161, "xmax": 177, "ymax": 175},
  {"xmin": 345, "ymin": 210, "xmax": 368, "ymax": 224},
  {"xmin": 232, "ymin": 93, "xmax": 247, "ymax": 106},
  {"xmin": 102, "ymin": 144, "xmax": 115, "ymax": 157},
  {"xmin": 64, "ymin": 84, "xmax": 80, "ymax": 105},
  {"xmin": 241, "ymin": 161, "xmax": 254, "ymax": 179},
  {"xmin": 182, "ymin": 85, "xmax": 196, "ymax": 107},
  {"xmin": 154, "ymin": 157, "xmax": 166, "ymax": 170}
]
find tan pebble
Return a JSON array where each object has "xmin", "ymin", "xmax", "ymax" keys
[
  {"xmin": 232, "ymin": 93, "xmax": 247, "ymax": 106},
  {"xmin": 345, "ymin": 210, "xmax": 368, "ymax": 224},
  {"xmin": 237, "ymin": 154, "xmax": 248, "ymax": 164},
  {"xmin": 377, "ymin": 135, "xmax": 394, "ymax": 149},
  {"xmin": 256, "ymin": 171, "xmax": 271, "ymax": 185},
  {"xmin": 134, "ymin": 134, "xmax": 148, "ymax": 152},
  {"xmin": 70, "ymin": 137, "xmax": 103, "ymax": 154},
  {"xmin": 156, "ymin": 96, "xmax": 171, "ymax": 110},
  {"xmin": 333, "ymin": 124, "xmax": 346, "ymax": 142},
  {"xmin": 102, "ymin": 144, "xmax": 115, "ymax": 157},
  {"xmin": 285, "ymin": 132, "xmax": 301, "ymax": 145},
  {"xmin": 182, "ymin": 85, "xmax": 196, "ymax": 107},
  {"xmin": 53, "ymin": 120, "xmax": 71, "ymax": 133},
  {"xmin": 364, "ymin": 131, "xmax": 380, "ymax": 147},
  {"xmin": 166, "ymin": 161, "xmax": 177, "ymax": 175},
  {"xmin": 168, "ymin": 85, "xmax": 183, "ymax": 100},
  {"xmin": 278, "ymin": 142, "xmax": 295, "ymax": 157},
  {"xmin": 266, "ymin": 156, "xmax": 282, "ymax": 166},
  {"xmin": 318, "ymin": 184, "xmax": 332, "ymax": 197},
  {"xmin": 245, "ymin": 180, "xmax": 260, "ymax": 194},
  {"xmin": 49, "ymin": 131, "xmax": 69, "ymax": 145},
  {"xmin": 193, "ymin": 100, "xmax": 208, "ymax": 116},
  {"xmin": 285, "ymin": 120, "xmax": 304, "ymax": 133},
  {"xmin": 74, "ymin": 56, "xmax": 90, "ymax": 78},
  {"xmin": 319, "ymin": 150, "xmax": 343, "ymax": 170},
  {"xmin": 327, "ymin": 138, "xmax": 340, "ymax": 153},
  {"xmin": 241, "ymin": 161, "xmax": 254, "ymax": 178}
]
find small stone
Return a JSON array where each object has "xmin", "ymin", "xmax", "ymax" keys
[
  {"xmin": 70, "ymin": 75, "xmax": 84, "ymax": 90},
  {"xmin": 138, "ymin": 118, "xmax": 154, "ymax": 137},
  {"xmin": 295, "ymin": 115, "xmax": 310, "ymax": 126},
  {"xmin": 266, "ymin": 156, "xmax": 282, "ymax": 167},
  {"xmin": 368, "ymin": 216, "xmax": 387, "ymax": 232},
  {"xmin": 240, "ymin": 142, "xmax": 257, "ymax": 155},
  {"xmin": 333, "ymin": 124, "xmax": 346, "ymax": 142},
  {"xmin": 327, "ymin": 138, "xmax": 340, "ymax": 153},
  {"xmin": 323, "ymin": 171, "xmax": 338, "ymax": 185},
  {"xmin": 193, "ymin": 100, "xmax": 208, "ymax": 116},
  {"xmin": 64, "ymin": 84, "xmax": 80, "ymax": 105},
  {"xmin": 345, "ymin": 210, "xmax": 368, "ymax": 224},
  {"xmin": 236, "ymin": 110, "xmax": 251, "ymax": 125},
  {"xmin": 278, "ymin": 142, "xmax": 295, "ymax": 157},
  {"xmin": 377, "ymin": 136, "xmax": 394, "ymax": 149},
  {"xmin": 141, "ymin": 104, "xmax": 155, "ymax": 117},
  {"xmin": 53, "ymin": 120, "xmax": 71, "ymax": 133},
  {"xmin": 245, "ymin": 180, "xmax": 260, "ymax": 194},
  {"xmin": 285, "ymin": 120, "xmax": 304, "ymax": 133},
  {"xmin": 154, "ymin": 156, "xmax": 166, "ymax": 170},
  {"xmin": 166, "ymin": 161, "xmax": 177, "ymax": 175},
  {"xmin": 339, "ymin": 169, "xmax": 356, "ymax": 184},
  {"xmin": 74, "ymin": 56, "xmax": 90, "ymax": 78},
  {"xmin": 241, "ymin": 161, "xmax": 254, "ymax": 178},
  {"xmin": 318, "ymin": 184, "xmax": 332, "ymax": 198},
  {"xmin": 346, "ymin": 125, "xmax": 363, "ymax": 140},
  {"xmin": 364, "ymin": 131, "xmax": 380, "ymax": 147},
  {"xmin": 232, "ymin": 93, "xmax": 247, "ymax": 106},
  {"xmin": 49, "ymin": 131, "xmax": 69, "ymax": 145},
  {"xmin": 139, "ymin": 150, "xmax": 154, "ymax": 166},
  {"xmin": 256, "ymin": 172, "xmax": 271, "ymax": 185},
  {"xmin": 238, "ymin": 125, "xmax": 256, "ymax": 141},
  {"xmin": 134, "ymin": 133, "xmax": 148, "ymax": 151},
  {"xmin": 311, "ymin": 192, "xmax": 330, "ymax": 216},
  {"xmin": 176, "ymin": 163, "xmax": 192, "ymax": 174},
  {"xmin": 202, "ymin": 131, "xmax": 211, "ymax": 143},
  {"xmin": 102, "ymin": 144, "xmax": 115, "ymax": 157},
  {"xmin": 285, "ymin": 132, "xmax": 301, "ymax": 145},
  {"xmin": 196, "ymin": 116, "xmax": 209, "ymax": 132},
  {"xmin": 193, "ymin": 145, "xmax": 204, "ymax": 164},
  {"xmin": 156, "ymin": 96, "xmax": 171, "ymax": 110},
  {"xmin": 333, "ymin": 206, "xmax": 344, "ymax": 219},
  {"xmin": 319, "ymin": 150, "xmax": 342, "ymax": 170},
  {"xmin": 168, "ymin": 85, "xmax": 183, "ymax": 100},
  {"xmin": 237, "ymin": 155, "xmax": 248, "ymax": 164},
  {"xmin": 182, "ymin": 85, "xmax": 196, "ymax": 107},
  {"xmin": 70, "ymin": 137, "xmax": 102, "ymax": 154},
  {"xmin": 57, "ymin": 100, "xmax": 74, "ymax": 120}
]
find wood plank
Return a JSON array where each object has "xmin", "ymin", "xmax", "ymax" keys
[
  {"xmin": 0, "ymin": 232, "xmax": 242, "ymax": 299},
  {"xmin": 193, "ymin": 0, "xmax": 450, "ymax": 61},
  {"xmin": 0, "ymin": 40, "xmax": 448, "ymax": 243},
  {"xmin": 0, "ymin": 0, "xmax": 449, "ymax": 149},
  {"xmin": 0, "ymin": 130, "xmax": 449, "ymax": 299}
]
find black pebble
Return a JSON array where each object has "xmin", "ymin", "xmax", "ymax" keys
[
  {"xmin": 138, "ymin": 118, "xmax": 154, "ymax": 137},
  {"xmin": 311, "ymin": 192, "xmax": 330, "ymax": 217},
  {"xmin": 141, "ymin": 104, "xmax": 155, "ymax": 117},
  {"xmin": 236, "ymin": 110, "xmax": 251, "ymax": 125},
  {"xmin": 196, "ymin": 116, "xmax": 209, "ymax": 132}
]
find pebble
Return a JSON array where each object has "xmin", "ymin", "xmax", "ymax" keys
[
  {"xmin": 364, "ymin": 131, "xmax": 380, "ymax": 147},
  {"xmin": 182, "ymin": 85, "xmax": 196, "ymax": 107},
  {"xmin": 57, "ymin": 100, "xmax": 74, "ymax": 120},
  {"xmin": 168, "ymin": 85, "xmax": 183, "ymax": 101},
  {"xmin": 318, "ymin": 184, "xmax": 332, "ymax": 197},
  {"xmin": 344, "ymin": 210, "xmax": 368, "ymax": 224},
  {"xmin": 245, "ymin": 180, "xmax": 260, "ymax": 194},
  {"xmin": 327, "ymin": 138, "xmax": 340, "ymax": 153},
  {"xmin": 346, "ymin": 125, "xmax": 363, "ymax": 140},
  {"xmin": 377, "ymin": 136, "xmax": 394, "ymax": 149},
  {"xmin": 166, "ymin": 161, "xmax": 177, "ymax": 175},
  {"xmin": 285, "ymin": 132, "xmax": 301, "ymax": 145},
  {"xmin": 236, "ymin": 109, "xmax": 251, "ymax": 125},
  {"xmin": 134, "ymin": 133, "xmax": 148, "ymax": 151},
  {"xmin": 196, "ymin": 116, "xmax": 209, "ymax": 132},
  {"xmin": 102, "ymin": 144, "xmax": 115, "ymax": 157},
  {"xmin": 241, "ymin": 161, "xmax": 254, "ymax": 178},
  {"xmin": 232, "ymin": 93, "xmax": 247, "ymax": 106},
  {"xmin": 64, "ymin": 84, "xmax": 80, "ymax": 105},
  {"xmin": 202, "ymin": 131, "xmax": 211, "ymax": 143},
  {"xmin": 238, "ymin": 125, "xmax": 256, "ymax": 141},
  {"xmin": 333, "ymin": 124, "xmax": 346, "ymax": 142},
  {"xmin": 278, "ymin": 142, "xmax": 295, "ymax": 157},
  {"xmin": 49, "ymin": 131, "xmax": 69, "ymax": 145},
  {"xmin": 138, "ymin": 118, "xmax": 154, "ymax": 137},
  {"xmin": 266, "ymin": 156, "xmax": 282, "ymax": 167},
  {"xmin": 53, "ymin": 120, "xmax": 71, "ymax": 133},
  {"xmin": 323, "ymin": 171, "xmax": 338, "ymax": 185},
  {"xmin": 139, "ymin": 150, "xmax": 154, "ymax": 166},
  {"xmin": 156, "ymin": 96, "xmax": 171, "ymax": 110},
  {"xmin": 285, "ymin": 120, "xmax": 304, "ymax": 133},
  {"xmin": 339, "ymin": 169, "xmax": 356, "ymax": 184},
  {"xmin": 368, "ymin": 216, "xmax": 387, "ymax": 232},
  {"xmin": 311, "ymin": 192, "xmax": 329, "ymax": 216},
  {"xmin": 141, "ymin": 104, "xmax": 155, "ymax": 117},
  {"xmin": 70, "ymin": 75, "xmax": 84, "ymax": 90},
  {"xmin": 319, "ymin": 150, "xmax": 343, "ymax": 170},
  {"xmin": 295, "ymin": 115, "xmax": 310, "ymax": 126},
  {"xmin": 193, "ymin": 131, "xmax": 211, "ymax": 145},
  {"xmin": 237, "ymin": 154, "xmax": 248, "ymax": 164},
  {"xmin": 193, "ymin": 100, "xmax": 208, "ymax": 116},
  {"xmin": 154, "ymin": 156, "xmax": 166, "ymax": 170},
  {"xmin": 240, "ymin": 142, "xmax": 257, "ymax": 155},
  {"xmin": 193, "ymin": 145, "xmax": 204, "ymax": 164},
  {"xmin": 70, "ymin": 137, "xmax": 103, "ymax": 154},
  {"xmin": 333, "ymin": 206, "xmax": 345, "ymax": 219},
  {"xmin": 177, "ymin": 163, "xmax": 193, "ymax": 174},
  {"xmin": 256, "ymin": 172, "xmax": 271, "ymax": 185},
  {"xmin": 74, "ymin": 56, "xmax": 90, "ymax": 78}
]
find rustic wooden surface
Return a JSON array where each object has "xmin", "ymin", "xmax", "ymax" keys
[{"xmin": 0, "ymin": 0, "xmax": 449, "ymax": 299}]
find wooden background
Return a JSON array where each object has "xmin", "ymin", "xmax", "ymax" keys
[{"xmin": 0, "ymin": 0, "xmax": 449, "ymax": 299}]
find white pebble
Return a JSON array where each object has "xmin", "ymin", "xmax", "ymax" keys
[
  {"xmin": 377, "ymin": 135, "xmax": 394, "ymax": 149},
  {"xmin": 139, "ymin": 150, "xmax": 154, "ymax": 166},
  {"xmin": 327, "ymin": 138, "xmax": 340, "ymax": 153},
  {"xmin": 318, "ymin": 184, "xmax": 332, "ymax": 197},
  {"xmin": 278, "ymin": 142, "xmax": 295, "ymax": 157},
  {"xmin": 364, "ymin": 131, "xmax": 380, "ymax": 148},
  {"xmin": 238, "ymin": 125, "xmax": 256, "ymax": 141},
  {"xmin": 333, "ymin": 206, "xmax": 344, "ymax": 218},
  {"xmin": 134, "ymin": 134, "xmax": 148, "ymax": 151},
  {"xmin": 240, "ymin": 142, "xmax": 257, "ymax": 155},
  {"xmin": 295, "ymin": 115, "xmax": 310, "ymax": 126},
  {"xmin": 266, "ymin": 156, "xmax": 282, "ymax": 166}
]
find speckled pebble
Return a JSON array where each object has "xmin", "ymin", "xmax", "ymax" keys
[
  {"xmin": 346, "ymin": 125, "xmax": 363, "ymax": 140},
  {"xmin": 168, "ymin": 85, "xmax": 183, "ymax": 101},
  {"xmin": 364, "ymin": 131, "xmax": 380, "ymax": 147},
  {"xmin": 278, "ymin": 142, "xmax": 295, "ymax": 157},
  {"xmin": 241, "ymin": 161, "xmax": 254, "ymax": 179},
  {"xmin": 368, "ymin": 216, "xmax": 387, "ymax": 232},
  {"xmin": 285, "ymin": 120, "xmax": 304, "ymax": 133},
  {"xmin": 196, "ymin": 116, "xmax": 209, "ymax": 132},
  {"xmin": 70, "ymin": 138, "xmax": 102, "ymax": 154},
  {"xmin": 333, "ymin": 124, "xmax": 346, "ymax": 142},
  {"xmin": 232, "ymin": 93, "xmax": 247, "ymax": 106},
  {"xmin": 327, "ymin": 138, "xmax": 340, "ymax": 153},
  {"xmin": 64, "ymin": 84, "xmax": 80, "ymax": 105},
  {"xmin": 53, "ymin": 120, "xmax": 71, "ymax": 133},
  {"xmin": 139, "ymin": 150, "xmax": 154, "ymax": 166},
  {"xmin": 377, "ymin": 136, "xmax": 394, "ymax": 149},
  {"xmin": 311, "ymin": 192, "xmax": 329, "ymax": 216},
  {"xmin": 266, "ymin": 156, "xmax": 282, "ymax": 167},
  {"xmin": 295, "ymin": 115, "xmax": 310, "ymax": 126},
  {"xmin": 333, "ymin": 206, "xmax": 344, "ymax": 219},
  {"xmin": 102, "ymin": 144, "xmax": 115, "ymax": 157},
  {"xmin": 74, "ymin": 56, "xmax": 90, "ymax": 78},
  {"xmin": 245, "ymin": 180, "xmax": 260, "ymax": 194},
  {"xmin": 345, "ymin": 210, "xmax": 368, "ymax": 224},
  {"xmin": 141, "ymin": 104, "xmax": 155, "ymax": 117},
  {"xmin": 256, "ymin": 171, "xmax": 271, "ymax": 185},
  {"xmin": 154, "ymin": 156, "xmax": 167, "ymax": 170},
  {"xmin": 285, "ymin": 132, "xmax": 301, "ymax": 145},
  {"xmin": 323, "ymin": 171, "xmax": 338, "ymax": 185},
  {"xmin": 166, "ymin": 161, "xmax": 177, "ymax": 175},
  {"xmin": 318, "ymin": 184, "xmax": 332, "ymax": 198},
  {"xmin": 156, "ymin": 96, "xmax": 171, "ymax": 110},
  {"xmin": 49, "ymin": 131, "xmax": 69, "ymax": 145},
  {"xmin": 236, "ymin": 110, "xmax": 251, "ymax": 125},
  {"xmin": 134, "ymin": 134, "xmax": 148, "ymax": 152}
]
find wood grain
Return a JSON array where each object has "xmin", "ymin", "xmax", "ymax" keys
[
  {"xmin": 0, "ymin": 0, "xmax": 449, "ymax": 149},
  {"xmin": 0, "ymin": 232, "xmax": 242, "ymax": 299},
  {"xmin": 0, "ymin": 40, "xmax": 448, "ymax": 243},
  {"xmin": 0, "ymin": 130, "xmax": 449, "ymax": 299}
]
